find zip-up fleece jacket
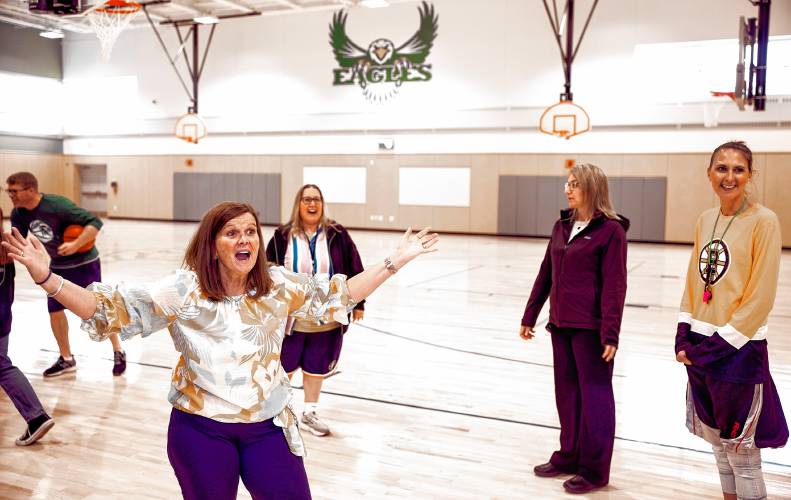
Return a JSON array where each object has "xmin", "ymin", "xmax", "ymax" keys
[
  {"xmin": 521, "ymin": 209, "xmax": 630, "ymax": 347},
  {"xmin": 266, "ymin": 223, "xmax": 365, "ymax": 333}
]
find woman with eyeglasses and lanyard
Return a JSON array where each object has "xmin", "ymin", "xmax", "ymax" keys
[
  {"xmin": 519, "ymin": 164, "xmax": 629, "ymax": 495},
  {"xmin": 266, "ymin": 184, "xmax": 365, "ymax": 437},
  {"xmin": 675, "ymin": 141, "xmax": 787, "ymax": 500}
]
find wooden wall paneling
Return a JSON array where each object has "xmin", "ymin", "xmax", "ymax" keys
[
  {"xmin": 433, "ymin": 206, "xmax": 470, "ymax": 233},
  {"xmin": 366, "ymin": 157, "xmax": 398, "ymax": 230},
  {"xmin": 469, "ymin": 155, "xmax": 498, "ymax": 233},
  {"xmin": 398, "ymin": 205, "xmax": 433, "ymax": 232},
  {"xmin": 498, "ymin": 154, "xmax": 538, "ymax": 176},
  {"xmin": 622, "ymin": 154, "xmax": 669, "ymax": 176},
  {"xmin": 329, "ymin": 204, "xmax": 366, "ymax": 229},
  {"xmin": 576, "ymin": 154, "xmax": 625, "ymax": 177},
  {"xmin": 279, "ymin": 156, "xmax": 303, "ymax": 223},
  {"xmin": 763, "ymin": 154, "xmax": 791, "ymax": 247},
  {"xmin": 750, "ymin": 153, "xmax": 766, "ymax": 204},
  {"xmin": 665, "ymin": 154, "xmax": 712, "ymax": 243},
  {"xmin": 537, "ymin": 154, "xmax": 574, "ymax": 176}
]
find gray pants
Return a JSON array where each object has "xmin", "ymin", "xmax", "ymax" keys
[
  {"xmin": 712, "ymin": 444, "xmax": 767, "ymax": 500},
  {"xmin": 0, "ymin": 333, "xmax": 47, "ymax": 422}
]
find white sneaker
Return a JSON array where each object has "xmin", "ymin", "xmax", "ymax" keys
[{"xmin": 300, "ymin": 411, "xmax": 331, "ymax": 436}]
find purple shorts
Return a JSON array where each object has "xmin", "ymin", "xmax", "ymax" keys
[
  {"xmin": 281, "ymin": 326, "xmax": 343, "ymax": 377},
  {"xmin": 48, "ymin": 259, "xmax": 101, "ymax": 313}
]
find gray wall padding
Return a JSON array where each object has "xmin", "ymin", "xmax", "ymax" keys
[
  {"xmin": 173, "ymin": 172, "xmax": 281, "ymax": 224},
  {"xmin": 497, "ymin": 175, "xmax": 667, "ymax": 242}
]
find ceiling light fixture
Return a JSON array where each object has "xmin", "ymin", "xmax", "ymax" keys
[
  {"xmin": 360, "ymin": 0, "xmax": 389, "ymax": 8},
  {"xmin": 39, "ymin": 30, "xmax": 65, "ymax": 39},
  {"xmin": 193, "ymin": 15, "xmax": 219, "ymax": 24}
]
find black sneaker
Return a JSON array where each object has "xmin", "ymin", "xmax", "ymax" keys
[
  {"xmin": 43, "ymin": 356, "xmax": 77, "ymax": 377},
  {"xmin": 112, "ymin": 350, "xmax": 126, "ymax": 376},
  {"xmin": 15, "ymin": 415, "xmax": 55, "ymax": 446}
]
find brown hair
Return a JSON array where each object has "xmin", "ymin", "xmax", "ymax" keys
[
  {"xmin": 708, "ymin": 141, "xmax": 753, "ymax": 172},
  {"xmin": 183, "ymin": 202, "xmax": 273, "ymax": 301},
  {"xmin": 569, "ymin": 163, "xmax": 620, "ymax": 220},
  {"xmin": 0, "ymin": 207, "xmax": 8, "ymax": 265},
  {"xmin": 6, "ymin": 172, "xmax": 38, "ymax": 190},
  {"xmin": 285, "ymin": 184, "xmax": 336, "ymax": 237}
]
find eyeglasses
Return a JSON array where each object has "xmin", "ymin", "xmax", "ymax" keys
[
  {"xmin": 300, "ymin": 197, "xmax": 323, "ymax": 205},
  {"xmin": 3, "ymin": 187, "xmax": 31, "ymax": 195},
  {"xmin": 563, "ymin": 181, "xmax": 580, "ymax": 191}
]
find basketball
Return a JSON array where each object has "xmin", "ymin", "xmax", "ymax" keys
[{"xmin": 63, "ymin": 225, "xmax": 95, "ymax": 253}]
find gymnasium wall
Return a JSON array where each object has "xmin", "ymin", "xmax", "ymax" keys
[
  {"xmin": 0, "ymin": 152, "xmax": 76, "ymax": 217},
  {"xmin": 56, "ymin": 151, "xmax": 791, "ymax": 246}
]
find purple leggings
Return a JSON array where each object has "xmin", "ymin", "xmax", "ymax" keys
[{"xmin": 167, "ymin": 408, "xmax": 311, "ymax": 500}]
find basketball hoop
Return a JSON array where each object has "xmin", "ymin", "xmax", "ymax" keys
[
  {"xmin": 87, "ymin": 0, "xmax": 142, "ymax": 61},
  {"xmin": 174, "ymin": 113, "xmax": 208, "ymax": 144},
  {"xmin": 704, "ymin": 91, "xmax": 737, "ymax": 128},
  {"xmin": 539, "ymin": 101, "xmax": 591, "ymax": 140}
]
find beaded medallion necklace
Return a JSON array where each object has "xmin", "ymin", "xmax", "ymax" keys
[{"xmin": 702, "ymin": 197, "xmax": 747, "ymax": 304}]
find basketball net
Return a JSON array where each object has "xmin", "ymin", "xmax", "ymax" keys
[{"xmin": 87, "ymin": 0, "xmax": 141, "ymax": 61}]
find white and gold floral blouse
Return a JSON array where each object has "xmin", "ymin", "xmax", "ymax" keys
[{"xmin": 81, "ymin": 266, "xmax": 354, "ymax": 457}]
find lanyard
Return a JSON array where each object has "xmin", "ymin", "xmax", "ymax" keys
[{"xmin": 702, "ymin": 198, "xmax": 747, "ymax": 304}]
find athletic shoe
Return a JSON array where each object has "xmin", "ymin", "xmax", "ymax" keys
[
  {"xmin": 15, "ymin": 415, "xmax": 55, "ymax": 446},
  {"xmin": 112, "ymin": 350, "xmax": 127, "ymax": 376},
  {"xmin": 300, "ymin": 411, "xmax": 331, "ymax": 436},
  {"xmin": 43, "ymin": 356, "xmax": 77, "ymax": 377}
]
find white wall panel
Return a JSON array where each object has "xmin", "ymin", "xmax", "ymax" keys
[{"xmin": 399, "ymin": 167, "xmax": 469, "ymax": 207}]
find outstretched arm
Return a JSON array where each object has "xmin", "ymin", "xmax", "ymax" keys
[
  {"xmin": 346, "ymin": 227, "xmax": 438, "ymax": 303},
  {"xmin": 2, "ymin": 227, "xmax": 98, "ymax": 319}
]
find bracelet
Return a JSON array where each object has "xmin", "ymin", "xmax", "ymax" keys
[
  {"xmin": 34, "ymin": 269, "xmax": 53, "ymax": 286},
  {"xmin": 383, "ymin": 257, "xmax": 398, "ymax": 275},
  {"xmin": 46, "ymin": 275, "xmax": 65, "ymax": 298}
]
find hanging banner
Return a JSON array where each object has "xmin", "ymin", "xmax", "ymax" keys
[{"xmin": 330, "ymin": 1, "xmax": 438, "ymax": 103}]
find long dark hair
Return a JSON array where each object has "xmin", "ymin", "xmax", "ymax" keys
[{"xmin": 183, "ymin": 202, "xmax": 273, "ymax": 301}]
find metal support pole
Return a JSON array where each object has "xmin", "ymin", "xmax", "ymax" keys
[
  {"xmin": 753, "ymin": 0, "xmax": 770, "ymax": 111},
  {"xmin": 561, "ymin": 0, "xmax": 574, "ymax": 101},
  {"xmin": 192, "ymin": 25, "xmax": 199, "ymax": 114}
]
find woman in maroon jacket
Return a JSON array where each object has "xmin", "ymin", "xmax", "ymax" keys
[
  {"xmin": 520, "ymin": 164, "xmax": 629, "ymax": 494},
  {"xmin": 266, "ymin": 184, "xmax": 365, "ymax": 437}
]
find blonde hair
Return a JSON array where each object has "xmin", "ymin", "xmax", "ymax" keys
[
  {"xmin": 569, "ymin": 164, "xmax": 620, "ymax": 220},
  {"xmin": 286, "ymin": 184, "xmax": 335, "ymax": 237}
]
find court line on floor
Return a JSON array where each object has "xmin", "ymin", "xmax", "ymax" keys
[
  {"xmin": 315, "ymin": 389, "xmax": 791, "ymax": 470},
  {"xmin": 354, "ymin": 323, "xmax": 628, "ymax": 378},
  {"xmin": 27, "ymin": 351, "xmax": 789, "ymax": 468},
  {"xmin": 406, "ymin": 265, "xmax": 486, "ymax": 288}
]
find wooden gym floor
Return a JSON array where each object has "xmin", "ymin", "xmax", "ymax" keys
[{"xmin": 1, "ymin": 220, "xmax": 789, "ymax": 499}]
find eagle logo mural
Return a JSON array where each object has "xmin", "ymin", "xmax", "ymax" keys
[{"xmin": 330, "ymin": 1, "xmax": 438, "ymax": 103}]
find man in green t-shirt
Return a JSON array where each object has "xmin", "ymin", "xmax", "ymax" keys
[{"xmin": 6, "ymin": 172, "xmax": 125, "ymax": 377}]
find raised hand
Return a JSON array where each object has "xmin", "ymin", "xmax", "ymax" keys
[
  {"xmin": 1, "ymin": 227, "xmax": 51, "ymax": 283},
  {"xmin": 394, "ymin": 227, "xmax": 439, "ymax": 265}
]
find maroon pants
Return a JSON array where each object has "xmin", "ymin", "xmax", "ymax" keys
[{"xmin": 549, "ymin": 327, "xmax": 615, "ymax": 486}]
